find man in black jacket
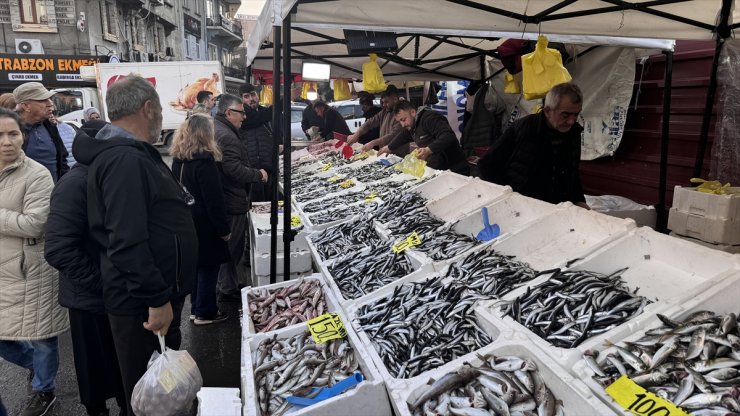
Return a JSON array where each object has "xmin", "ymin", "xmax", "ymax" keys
[
  {"xmin": 239, "ymin": 84, "xmax": 278, "ymax": 203},
  {"xmin": 383, "ymin": 101, "xmax": 469, "ymax": 174},
  {"xmin": 311, "ymin": 101, "xmax": 351, "ymax": 141},
  {"xmin": 478, "ymin": 82, "xmax": 589, "ymax": 207},
  {"xmin": 73, "ymin": 75, "xmax": 198, "ymax": 416},
  {"xmin": 13, "ymin": 82, "xmax": 69, "ymax": 182},
  {"xmin": 214, "ymin": 94, "xmax": 267, "ymax": 300}
]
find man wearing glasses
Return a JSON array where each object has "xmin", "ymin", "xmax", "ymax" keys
[
  {"xmin": 213, "ymin": 93, "xmax": 267, "ymax": 301},
  {"xmin": 479, "ymin": 82, "xmax": 589, "ymax": 208},
  {"xmin": 13, "ymin": 82, "xmax": 69, "ymax": 182}
]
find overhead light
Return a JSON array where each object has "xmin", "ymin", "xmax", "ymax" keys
[{"xmin": 302, "ymin": 62, "xmax": 330, "ymax": 81}]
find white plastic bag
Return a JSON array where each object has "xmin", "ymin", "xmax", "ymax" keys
[{"xmin": 131, "ymin": 334, "xmax": 203, "ymax": 416}]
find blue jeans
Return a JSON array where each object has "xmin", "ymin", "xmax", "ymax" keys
[
  {"xmin": 192, "ymin": 265, "xmax": 220, "ymax": 319},
  {"xmin": 0, "ymin": 337, "xmax": 59, "ymax": 392}
]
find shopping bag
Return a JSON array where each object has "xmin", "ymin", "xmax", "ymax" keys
[
  {"xmin": 504, "ymin": 72, "xmax": 520, "ymax": 94},
  {"xmin": 362, "ymin": 54, "xmax": 387, "ymax": 93},
  {"xmin": 393, "ymin": 152, "xmax": 426, "ymax": 178},
  {"xmin": 333, "ymin": 79, "xmax": 351, "ymax": 100},
  {"xmin": 260, "ymin": 85, "xmax": 273, "ymax": 105},
  {"xmin": 521, "ymin": 35, "xmax": 572, "ymax": 101},
  {"xmin": 131, "ymin": 334, "xmax": 203, "ymax": 416}
]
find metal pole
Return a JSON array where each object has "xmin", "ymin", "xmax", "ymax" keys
[
  {"xmin": 282, "ymin": 13, "xmax": 293, "ymax": 280},
  {"xmin": 269, "ymin": 25, "xmax": 282, "ymax": 284},
  {"xmin": 693, "ymin": 38, "xmax": 724, "ymax": 178},
  {"xmin": 656, "ymin": 50, "xmax": 673, "ymax": 233}
]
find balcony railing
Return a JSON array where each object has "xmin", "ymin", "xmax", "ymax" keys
[{"xmin": 206, "ymin": 15, "xmax": 242, "ymax": 38}]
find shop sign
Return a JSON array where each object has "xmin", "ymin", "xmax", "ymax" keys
[{"xmin": 0, "ymin": 54, "xmax": 98, "ymax": 87}]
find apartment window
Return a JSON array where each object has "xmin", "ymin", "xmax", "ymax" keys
[
  {"xmin": 100, "ymin": 0, "xmax": 118, "ymax": 42},
  {"xmin": 10, "ymin": 0, "xmax": 58, "ymax": 32},
  {"xmin": 184, "ymin": 34, "xmax": 200, "ymax": 59},
  {"xmin": 194, "ymin": 0, "xmax": 202, "ymax": 15},
  {"xmin": 19, "ymin": 0, "xmax": 48, "ymax": 24},
  {"xmin": 153, "ymin": 23, "xmax": 166, "ymax": 53},
  {"xmin": 206, "ymin": 0, "xmax": 213, "ymax": 19}
]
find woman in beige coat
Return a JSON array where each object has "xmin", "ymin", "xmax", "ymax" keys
[{"xmin": 0, "ymin": 108, "xmax": 69, "ymax": 416}]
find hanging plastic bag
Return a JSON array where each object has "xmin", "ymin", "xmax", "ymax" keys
[
  {"xmin": 521, "ymin": 35, "xmax": 572, "ymax": 101},
  {"xmin": 504, "ymin": 72, "xmax": 520, "ymax": 94},
  {"xmin": 260, "ymin": 85, "xmax": 273, "ymax": 105},
  {"xmin": 131, "ymin": 334, "xmax": 203, "ymax": 416},
  {"xmin": 362, "ymin": 54, "xmax": 387, "ymax": 93},
  {"xmin": 333, "ymin": 79, "xmax": 351, "ymax": 101},
  {"xmin": 393, "ymin": 152, "xmax": 426, "ymax": 178}
]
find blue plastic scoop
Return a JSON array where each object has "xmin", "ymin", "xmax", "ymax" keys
[
  {"xmin": 286, "ymin": 372, "xmax": 364, "ymax": 407},
  {"xmin": 475, "ymin": 207, "xmax": 500, "ymax": 241}
]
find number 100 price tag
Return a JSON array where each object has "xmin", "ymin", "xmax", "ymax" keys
[
  {"xmin": 605, "ymin": 375, "xmax": 689, "ymax": 416},
  {"xmin": 307, "ymin": 313, "xmax": 347, "ymax": 344}
]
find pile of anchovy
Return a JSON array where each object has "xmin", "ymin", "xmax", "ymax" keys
[
  {"xmin": 371, "ymin": 192, "xmax": 427, "ymax": 223},
  {"xmin": 252, "ymin": 332, "xmax": 363, "ymax": 415},
  {"xmin": 300, "ymin": 189, "xmax": 379, "ymax": 214},
  {"xmin": 414, "ymin": 229, "xmax": 481, "ymax": 261},
  {"xmin": 408, "ymin": 359, "xmax": 564, "ymax": 416},
  {"xmin": 294, "ymin": 180, "xmax": 358, "ymax": 203},
  {"xmin": 385, "ymin": 210, "xmax": 446, "ymax": 237},
  {"xmin": 311, "ymin": 221, "xmax": 382, "ymax": 259},
  {"xmin": 328, "ymin": 242, "xmax": 414, "ymax": 300},
  {"xmin": 247, "ymin": 279, "xmax": 328, "ymax": 333},
  {"xmin": 308, "ymin": 202, "xmax": 377, "ymax": 226},
  {"xmin": 446, "ymin": 249, "xmax": 541, "ymax": 299},
  {"xmin": 357, "ymin": 278, "xmax": 493, "ymax": 378},
  {"xmin": 583, "ymin": 311, "xmax": 740, "ymax": 414},
  {"xmin": 500, "ymin": 268, "xmax": 650, "ymax": 348},
  {"xmin": 338, "ymin": 163, "xmax": 391, "ymax": 183}
]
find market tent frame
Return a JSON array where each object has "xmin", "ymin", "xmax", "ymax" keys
[{"xmin": 242, "ymin": 0, "xmax": 737, "ymax": 283}]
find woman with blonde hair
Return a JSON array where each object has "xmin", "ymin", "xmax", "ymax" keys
[{"xmin": 170, "ymin": 114, "xmax": 231, "ymax": 325}]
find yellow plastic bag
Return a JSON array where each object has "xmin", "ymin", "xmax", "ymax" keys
[
  {"xmin": 690, "ymin": 178, "xmax": 737, "ymax": 195},
  {"xmin": 362, "ymin": 54, "xmax": 387, "ymax": 93},
  {"xmin": 521, "ymin": 35, "xmax": 572, "ymax": 101},
  {"xmin": 504, "ymin": 72, "xmax": 520, "ymax": 94},
  {"xmin": 333, "ymin": 79, "xmax": 351, "ymax": 101},
  {"xmin": 260, "ymin": 85, "xmax": 273, "ymax": 105},
  {"xmin": 393, "ymin": 152, "xmax": 426, "ymax": 178}
]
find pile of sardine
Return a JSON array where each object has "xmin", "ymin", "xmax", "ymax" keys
[
  {"xmin": 408, "ymin": 359, "xmax": 564, "ymax": 416},
  {"xmin": 357, "ymin": 278, "xmax": 493, "ymax": 378},
  {"xmin": 328, "ymin": 242, "xmax": 414, "ymax": 299},
  {"xmin": 583, "ymin": 311, "xmax": 740, "ymax": 415},
  {"xmin": 253, "ymin": 332, "xmax": 362, "ymax": 416},
  {"xmin": 301, "ymin": 190, "xmax": 369, "ymax": 214},
  {"xmin": 414, "ymin": 230, "xmax": 481, "ymax": 261},
  {"xmin": 308, "ymin": 202, "xmax": 377, "ymax": 226},
  {"xmin": 247, "ymin": 279, "xmax": 328, "ymax": 333},
  {"xmin": 446, "ymin": 249, "xmax": 541, "ymax": 299},
  {"xmin": 252, "ymin": 203, "xmax": 280, "ymax": 214},
  {"xmin": 338, "ymin": 163, "xmax": 391, "ymax": 183},
  {"xmin": 385, "ymin": 209, "xmax": 446, "ymax": 237},
  {"xmin": 311, "ymin": 221, "xmax": 382, "ymax": 259},
  {"xmin": 371, "ymin": 192, "xmax": 427, "ymax": 223},
  {"xmin": 500, "ymin": 268, "xmax": 650, "ymax": 348}
]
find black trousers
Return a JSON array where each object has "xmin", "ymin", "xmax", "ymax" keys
[
  {"xmin": 107, "ymin": 299, "xmax": 184, "ymax": 416},
  {"xmin": 68, "ymin": 308, "xmax": 126, "ymax": 415}
]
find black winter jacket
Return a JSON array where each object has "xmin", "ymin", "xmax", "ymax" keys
[
  {"xmin": 22, "ymin": 118, "xmax": 70, "ymax": 180},
  {"xmin": 73, "ymin": 127, "xmax": 198, "ymax": 315},
  {"xmin": 389, "ymin": 107, "xmax": 469, "ymax": 174},
  {"xmin": 45, "ymin": 163, "xmax": 105, "ymax": 314},
  {"xmin": 214, "ymin": 114, "xmax": 263, "ymax": 214},
  {"xmin": 240, "ymin": 106, "xmax": 277, "ymax": 173},
  {"xmin": 479, "ymin": 112, "xmax": 586, "ymax": 205},
  {"xmin": 171, "ymin": 153, "xmax": 231, "ymax": 267}
]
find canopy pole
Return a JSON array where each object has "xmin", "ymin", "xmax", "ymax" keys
[
  {"xmin": 282, "ymin": 13, "xmax": 294, "ymax": 280},
  {"xmin": 656, "ymin": 49, "xmax": 673, "ymax": 233},
  {"xmin": 269, "ymin": 25, "xmax": 282, "ymax": 284},
  {"xmin": 693, "ymin": 37, "xmax": 723, "ymax": 179}
]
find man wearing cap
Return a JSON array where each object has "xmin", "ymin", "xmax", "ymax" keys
[{"xmin": 14, "ymin": 82, "xmax": 69, "ymax": 182}]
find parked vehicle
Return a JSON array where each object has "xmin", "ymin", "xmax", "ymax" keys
[{"xmin": 329, "ymin": 98, "xmax": 379, "ymax": 133}]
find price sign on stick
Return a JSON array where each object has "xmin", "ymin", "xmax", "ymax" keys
[
  {"xmin": 321, "ymin": 163, "xmax": 332, "ymax": 171},
  {"xmin": 391, "ymin": 231, "xmax": 422, "ymax": 253},
  {"xmin": 307, "ymin": 313, "xmax": 347, "ymax": 344},
  {"xmin": 339, "ymin": 179, "xmax": 354, "ymax": 188},
  {"xmin": 327, "ymin": 175, "xmax": 342, "ymax": 183},
  {"xmin": 290, "ymin": 215, "xmax": 301, "ymax": 227},
  {"xmin": 605, "ymin": 375, "xmax": 689, "ymax": 416},
  {"xmin": 364, "ymin": 193, "xmax": 378, "ymax": 203}
]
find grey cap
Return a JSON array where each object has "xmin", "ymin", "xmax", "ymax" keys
[{"xmin": 13, "ymin": 82, "xmax": 55, "ymax": 103}]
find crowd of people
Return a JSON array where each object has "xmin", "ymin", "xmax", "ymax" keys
[{"xmin": 0, "ymin": 76, "xmax": 587, "ymax": 416}]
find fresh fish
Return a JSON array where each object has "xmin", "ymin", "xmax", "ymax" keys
[{"xmin": 247, "ymin": 279, "xmax": 328, "ymax": 333}]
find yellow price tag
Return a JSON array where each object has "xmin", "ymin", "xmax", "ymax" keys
[
  {"xmin": 605, "ymin": 375, "xmax": 689, "ymax": 416},
  {"xmin": 327, "ymin": 175, "xmax": 342, "ymax": 183},
  {"xmin": 364, "ymin": 193, "xmax": 378, "ymax": 203},
  {"xmin": 277, "ymin": 200, "xmax": 284, "ymax": 206},
  {"xmin": 391, "ymin": 231, "xmax": 422, "ymax": 253},
  {"xmin": 339, "ymin": 179, "xmax": 354, "ymax": 188},
  {"xmin": 307, "ymin": 313, "xmax": 347, "ymax": 344},
  {"xmin": 291, "ymin": 215, "xmax": 301, "ymax": 227},
  {"xmin": 321, "ymin": 163, "xmax": 332, "ymax": 171},
  {"xmin": 352, "ymin": 151, "xmax": 371, "ymax": 161}
]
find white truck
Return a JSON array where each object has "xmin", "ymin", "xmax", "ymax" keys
[{"xmin": 54, "ymin": 61, "xmax": 225, "ymax": 145}]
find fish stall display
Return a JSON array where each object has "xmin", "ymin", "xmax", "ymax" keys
[{"xmin": 247, "ymin": 279, "xmax": 329, "ymax": 333}]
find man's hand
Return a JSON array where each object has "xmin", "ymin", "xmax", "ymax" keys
[
  {"xmin": 259, "ymin": 169, "xmax": 269, "ymax": 183},
  {"xmin": 143, "ymin": 302, "xmax": 173, "ymax": 335},
  {"xmin": 415, "ymin": 147, "xmax": 433, "ymax": 161},
  {"xmin": 378, "ymin": 145, "xmax": 391, "ymax": 156},
  {"xmin": 362, "ymin": 139, "xmax": 378, "ymax": 153},
  {"xmin": 346, "ymin": 133, "xmax": 359, "ymax": 145},
  {"xmin": 221, "ymin": 233, "xmax": 231, "ymax": 241}
]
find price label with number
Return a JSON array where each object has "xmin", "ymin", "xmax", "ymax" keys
[
  {"xmin": 327, "ymin": 175, "xmax": 342, "ymax": 183},
  {"xmin": 307, "ymin": 313, "xmax": 348, "ymax": 344},
  {"xmin": 391, "ymin": 231, "xmax": 422, "ymax": 253},
  {"xmin": 321, "ymin": 163, "xmax": 332, "ymax": 171},
  {"xmin": 352, "ymin": 151, "xmax": 372, "ymax": 161},
  {"xmin": 364, "ymin": 193, "xmax": 378, "ymax": 203},
  {"xmin": 291, "ymin": 215, "xmax": 302, "ymax": 227},
  {"xmin": 605, "ymin": 375, "xmax": 689, "ymax": 416},
  {"xmin": 339, "ymin": 179, "xmax": 355, "ymax": 188}
]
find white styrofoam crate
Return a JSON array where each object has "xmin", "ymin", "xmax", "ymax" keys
[
  {"xmin": 668, "ymin": 207, "xmax": 740, "ymax": 245},
  {"xmin": 251, "ymin": 248, "xmax": 313, "ymax": 277},
  {"xmin": 302, "ymin": 198, "xmax": 383, "ymax": 232},
  {"xmin": 389, "ymin": 341, "xmax": 615, "ymax": 416},
  {"xmin": 672, "ymin": 185, "xmax": 740, "ymax": 220},
  {"xmin": 240, "ymin": 317, "xmax": 392, "ymax": 416},
  {"xmin": 241, "ymin": 274, "xmax": 342, "ymax": 338},
  {"xmin": 197, "ymin": 387, "xmax": 241, "ymax": 416},
  {"xmin": 292, "ymin": 181, "xmax": 367, "ymax": 206},
  {"xmin": 249, "ymin": 211, "xmax": 310, "ymax": 255},
  {"xmin": 489, "ymin": 203, "xmax": 636, "ymax": 271},
  {"xmin": 424, "ymin": 179, "xmax": 511, "ymax": 224},
  {"xmin": 404, "ymin": 171, "xmax": 471, "ymax": 201},
  {"xmin": 669, "ymin": 231, "xmax": 740, "ymax": 254},
  {"xmin": 572, "ymin": 271, "xmax": 740, "ymax": 415},
  {"xmin": 250, "ymin": 271, "xmax": 315, "ymax": 288},
  {"xmin": 477, "ymin": 226, "xmax": 740, "ymax": 370}
]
